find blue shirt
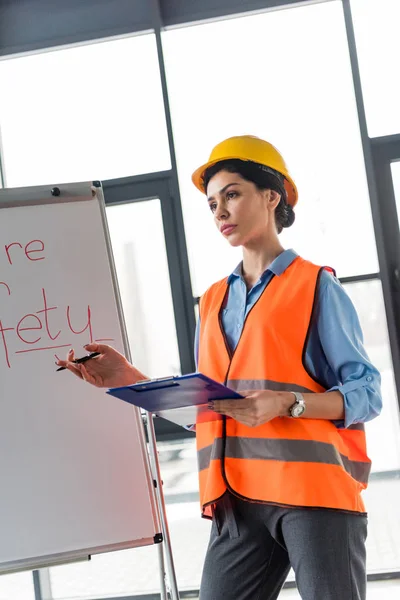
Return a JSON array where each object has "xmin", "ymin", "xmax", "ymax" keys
[{"xmin": 194, "ymin": 249, "xmax": 382, "ymax": 428}]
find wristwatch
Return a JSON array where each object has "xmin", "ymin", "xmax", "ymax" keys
[{"xmin": 289, "ymin": 391, "xmax": 306, "ymax": 418}]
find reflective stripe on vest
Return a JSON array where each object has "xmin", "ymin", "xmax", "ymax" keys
[
  {"xmin": 197, "ymin": 256, "xmax": 371, "ymax": 514},
  {"xmin": 198, "ymin": 436, "xmax": 370, "ymax": 484}
]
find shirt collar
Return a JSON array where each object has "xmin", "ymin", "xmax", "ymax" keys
[{"xmin": 228, "ymin": 249, "xmax": 298, "ymax": 284}]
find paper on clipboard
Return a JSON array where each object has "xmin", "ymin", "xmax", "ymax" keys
[{"xmin": 106, "ymin": 372, "xmax": 244, "ymax": 426}]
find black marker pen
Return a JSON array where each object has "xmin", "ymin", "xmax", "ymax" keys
[{"xmin": 56, "ymin": 352, "xmax": 101, "ymax": 372}]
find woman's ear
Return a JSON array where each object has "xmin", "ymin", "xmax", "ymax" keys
[{"xmin": 268, "ymin": 189, "xmax": 282, "ymax": 211}]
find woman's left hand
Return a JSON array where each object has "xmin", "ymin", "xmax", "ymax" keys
[{"xmin": 210, "ymin": 390, "xmax": 293, "ymax": 427}]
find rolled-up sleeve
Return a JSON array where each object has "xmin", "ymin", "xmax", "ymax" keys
[{"xmin": 312, "ymin": 271, "xmax": 382, "ymax": 428}]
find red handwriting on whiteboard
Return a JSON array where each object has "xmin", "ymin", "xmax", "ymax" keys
[
  {"xmin": 0, "ymin": 286, "xmax": 113, "ymax": 369},
  {"xmin": 0, "ymin": 282, "xmax": 11, "ymax": 295},
  {"xmin": 5, "ymin": 239, "xmax": 45, "ymax": 264},
  {"xmin": 1, "ymin": 238, "xmax": 114, "ymax": 368}
]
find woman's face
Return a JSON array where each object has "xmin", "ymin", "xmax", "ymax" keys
[{"xmin": 206, "ymin": 170, "xmax": 280, "ymax": 247}]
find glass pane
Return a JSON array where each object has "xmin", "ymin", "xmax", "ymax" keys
[
  {"xmin": 0, "ymin": 34, "xmax": 170, "ymax": 187},
  {"xmin": 106, "ymin": 200, "xmax": 181, "ymax": 378},
  {"xmin": 351, "ymin": 0, "xmax": 400, "ymax": 137},
  {"xmin": 163, "ymin": 1, "xmax": 379, "ymax": 296},
  {"xmin": 0, "ymin": 572, "xmax": 35, "ymax": 600},
  {"xmin": 392, "ymin": 161, "xmax": 400, "ymax": 220},
  {"xmin": 344, "ymin": 280, "xmax": 400, "ymax": 573}
]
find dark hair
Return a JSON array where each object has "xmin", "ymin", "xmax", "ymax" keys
[{"xmin": 202, "ymin": 159, "xmax": 295, "ymax": 234}]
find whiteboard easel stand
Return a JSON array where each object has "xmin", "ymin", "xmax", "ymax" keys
[
  {"xmin": 0, "ymin": 183, "xmax": 181, "ymax": 598},
  {"xmin": 100, "ymin": 189, "xmax": 180, "ymax": 600},
  {"xmin": 145, "ymin": 412, "xmax": 180, "ymax": 600}
]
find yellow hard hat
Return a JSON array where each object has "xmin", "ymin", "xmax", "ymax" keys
[{"xmin": 191, "ymin": 135, "xmax": 298, "ymax": 207}]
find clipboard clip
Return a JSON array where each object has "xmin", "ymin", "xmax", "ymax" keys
[
  {"xmin": 132, "ymin": 376, "xmax": 180, "ymax": 392},
  {"xmin": 135, "ymin": 376, "xmax": 179, "ymax": 384},
  {"xmin": 135, "ymin": 375, "xmax": 176, "ymax": 385}
]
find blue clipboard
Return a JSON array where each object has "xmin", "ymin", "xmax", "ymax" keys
[{"xmin": 106, "ymin": 372, "xmax": 243, "ymax": 426}]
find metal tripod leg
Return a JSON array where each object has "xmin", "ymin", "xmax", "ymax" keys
[
  {"xmin": 146, "ymin": 411, "xmax": 180, "ymax": 600},
  {"xmin": 157, "ymin": 541, "xmax": 168, "ymax": 600}
]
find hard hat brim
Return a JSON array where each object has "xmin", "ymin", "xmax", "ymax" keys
[{"xmin": 191, "ymin": 156, "xmax": 298, "ymax": 207}]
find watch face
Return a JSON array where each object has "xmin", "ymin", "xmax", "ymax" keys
[{"xmin": 291, "ymin": 403, "xmax": 305, "ymax": 418}]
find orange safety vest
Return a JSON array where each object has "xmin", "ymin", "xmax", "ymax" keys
[{"xmin": 197, "ymin": 256, "xmax": 371, "ymax": 517}]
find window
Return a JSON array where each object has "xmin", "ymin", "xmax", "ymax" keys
[
  {"xmin": 163, "ymin": 1, "xmax": 379, "ymax": 296},
  {"xmin": 344, "ymin": 279, "xmax": 400, "ymax": 572},
  {"xmin": 0, "ymin": 572, "xmax": 35, "ymax": 600},
  {"xmin": 106, "ymin": 200, "xmax": 181, "ymax": 378},
  {"xmin": 344, "ymin": 280, "xmax": 400, "ymax": 472},
  {"xmin": 0, "ymin": 34, "xmax": 170, "ymax": 187},
  {"xmin": 351, "ymin": 0, "xmax": 400, "ymax": 137}
]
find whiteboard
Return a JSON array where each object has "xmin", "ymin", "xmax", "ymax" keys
[{"xmin": 0, "ymin": 183, "xmax": 161, "ymax": 574}]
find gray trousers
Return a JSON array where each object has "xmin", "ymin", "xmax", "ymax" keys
[{"xmin": 200, "ymin": 493, "xmax": 367, "ymax": 600}]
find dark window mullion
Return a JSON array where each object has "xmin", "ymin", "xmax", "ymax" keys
[
  {"xmin": 102, "ymin": 171, "xmax": 173, "ymax": 205},
  {"xmin": 339, "ymin": 273, "xmax": 380, "ymax": 285}
]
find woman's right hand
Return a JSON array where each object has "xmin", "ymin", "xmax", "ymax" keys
[{"xmin": 56, "ymin": 343, "xmax": 147, "ymax": 389}]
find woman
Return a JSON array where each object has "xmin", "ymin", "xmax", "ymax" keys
[{"xmin": 58, "ymin": 135, "xmax": 382, "ymax": 600}]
